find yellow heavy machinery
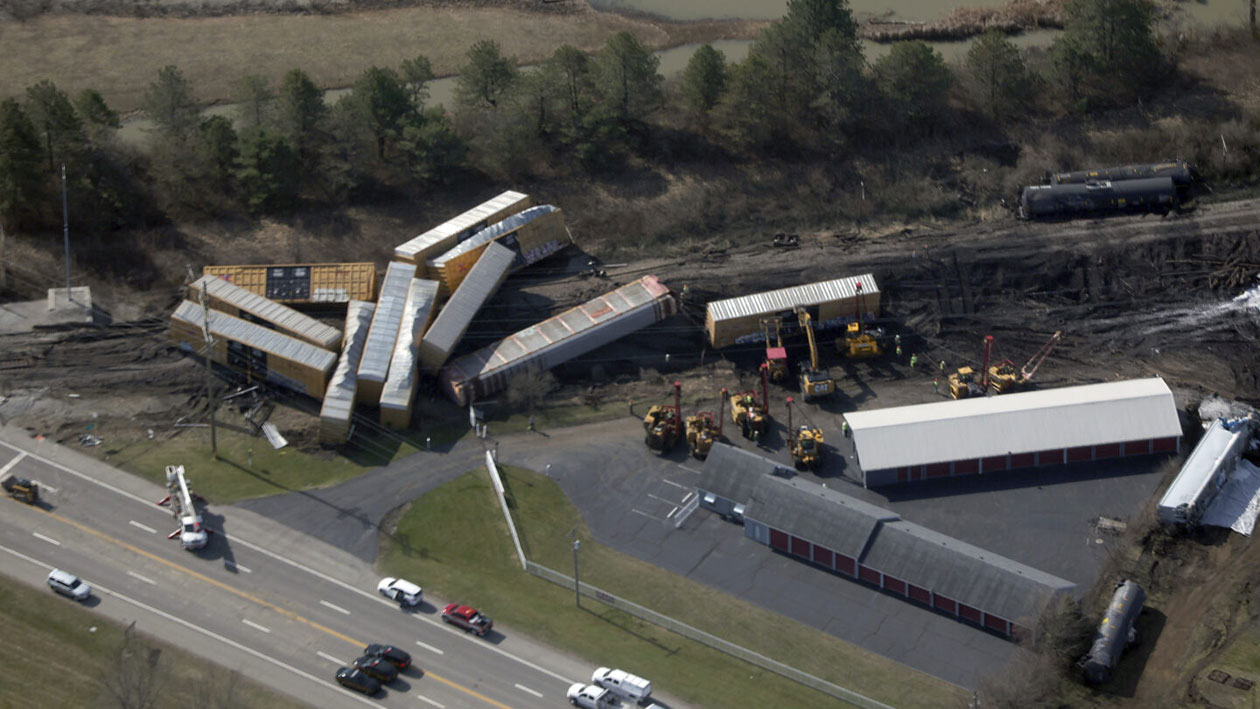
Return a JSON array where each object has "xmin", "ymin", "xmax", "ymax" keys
[
  {"xmin": 840, "ymin": 281, "xmax": 882, "ymax": 358},
  {"xmin": 685, "ymin": 388, "xmax": 725, "ymax": 459},
  {"xmin": 2, "ymin": 474, "xmax": 38, "ymax": 504},
  {"xmin": 785, "ymin": 397, "xmax": 824, "ymax": 469},
  {"xmin": 948, "ymin": 366, "xmax": 984, "ymax": 399},
  {"xmin": 644, "ymin": 381, "xmax": 683, "ymax": 451},
  {"xmin": 989, "ymin": 331, "xmax": 1063, "ymax": 394},
  {"xmin": 795, "ymin": 307, "xmax": 834, "ymax": 400},
  {"xmin": 730, "ymin": 364, "xmax": 771, "ymax": 440},
  {"xmin": 760, "ymin": 319, "xmax": 790, "ymax": 384}
]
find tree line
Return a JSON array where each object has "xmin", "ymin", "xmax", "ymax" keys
[{"xmin": 0, "ymin": 0, "xmax": 1173, "ymax": 236}]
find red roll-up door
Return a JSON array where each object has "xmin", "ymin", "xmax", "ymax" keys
[
  {"xmin": 858, "ymin": 565, "xmax": 881, "ymax": 585},
  {"xmin": 813, "ymin": 546, "xmax": 834, "ymax": 568},
  {"xmin": 983, "ymin": 613, "xmax": 1009, "ymax": 634},
  {"xmin": 1122, "ymin": 439, "xmax": 1151, "ymax": 456},
  {"xmin": 1095, "ymin": 443, "xmax": 1121, "ymax": 458},
  {"xmin": 926, "ymin": 462, "xmax": 950, "ymax": 478},
  {"xmin": 933, "ymin": 595, "xmax": 957, "ymax": 614},
  {"xmin": 1067, "ymin": 446, "xmax": 1092, "ymax": 462},
  {"xmin": 1010, "ymin": 452, "xmax": 1035, "ymax": 468},
  {"xmin": 958, "ymin": 604, "xmax": 982, "ymax": 623},
  {"xmin": 791, "ymin": 536, "xmax": 810, "ymax": 558},
  {"xmin": 835, "ymin": 555, "xmax": 856, "ymax": 576},
  {"xmin": 883, "ymin": 576, "xmax": 906, "ymax": 595},
  {"xmin": 954, "ymin": 459, "xmax": 979, "ymax": 475},
  {"xmin": 908, "ymin": 585, "xmax": 931, "ymax": 604},
  {"xmin": 1152, "ymin": 437, "xmax": 1178, "ymax": 453},
  {"xmin": 769, "ymin": 528, "xmax": 789, "ymax": 551},
  {"xmin": 981, "ymin": 456, "xmax": 1007, "ymax": 473},
  {"xmin": 1035, "ymin": 449, "xmax": 1063, "ymax": 466}
]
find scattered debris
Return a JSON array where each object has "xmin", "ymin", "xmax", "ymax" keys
[
  {"xmin": 1232, "ymin": 676, "xmax": 1254, "ymax": 691},
  {"xmin": 1209, "ymin": 669, "xmax": 1232, "ymax": 684},
  {"xmin": 1096, "ymin": 517, "xmax": 1128, "ymax": 534},
  {"xmin": 78, "ymin": 433, "xmax": 101, "ymax": 447},
  {"xmin": 261, "ymin": 422, "xmax": 287, "ymax": 450}
]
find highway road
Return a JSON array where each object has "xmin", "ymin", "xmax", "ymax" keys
[{"xmin": 0, "ymin": 430, "xmax": 625, "ymax": 709}]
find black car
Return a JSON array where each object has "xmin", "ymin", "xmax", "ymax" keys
[
  {"xmin": 364, "ymin": 643, "xmax": 412, "ymax": 670},
  {"xmin": 353, "ymin": 654, "xmax": 399, "ymax": 683},
  {"xmin": 335, "ymin": 667, "xmax": 381, "ymax": 695}
]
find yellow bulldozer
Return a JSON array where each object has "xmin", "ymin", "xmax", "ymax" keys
[
  {"xmin": 948, "ymin": 366, "xmax": 984, "ymax": 399},
  {"xmin": 644, "ymin": 381, "xmax": 683, "ymax": 451},
  {"xmin": 760, "ymin": 318, "xmax": 790, "ymax": 384},
  {"xmin": 840, "ymin": 281, "xmax": 882, "ymax": 359},
  {"xmin": 785, "ymin": 397, "xmax": 824, "ymax": 469},
  {"xmin": 795, "ymin": 308, "xmax": 834, "ymax": 401},
  {"xmin": 730, "ymin": 364, "xmax": 771, "ymax": 440},
  {"xmin": 2, "ymin": 474, "xmax": 38, "ymax": 504},
  {"xmin": 685, "ymin": 390, "xmax": 724, "ymax": 459}
]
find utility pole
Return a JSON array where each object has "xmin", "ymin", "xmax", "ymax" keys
[
  {"xmin": 0, "ymin": 220, "xmax": 7, "ymax": 291},
  {"xmin": 572, "ymin": 539, "xmax": 581, "ymax": 608},
  {"xmin": 201, "ymin": 282, "xmax": 218, "ymax": 460},
  {"xmin": 60, "ymin": 164, "xmax": 71, "ymax": 300}
]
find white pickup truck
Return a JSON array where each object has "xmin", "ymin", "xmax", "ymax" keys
[
  {"xmin": 567, "ymin": 683, "xmax": 616, "ymax": 708},
  {"xmin": 592, "ymin": 667, "xmax": 653, "ymax": 704}
]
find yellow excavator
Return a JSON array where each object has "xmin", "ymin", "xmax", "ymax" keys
[
  {"xmin": 760, "ymin": 318, "xmax": 789, "ymax": 384},
  {"xmin": 795, "ymin": 307, "xmax": 834, "ymax": 400},
  {"xmin": 840, "ymin": 281, "xmax": 882, "ymax": 358},
  {"xmin": 644, "ymin": 381, "xmax": 683, "ymax": 451},
  {"xmin": 685, "ymin": 388, "xmax": 725, "ymax": 459},
  {"xmin": 730, "ymin": 364, "xmax": 771, "ymax": 440},
  {"xmin": 785, "ymin": 396, "xmax": 824, "ymax": 469}
]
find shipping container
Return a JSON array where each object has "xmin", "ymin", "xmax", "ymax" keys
[
  {"xmin": 357, "ymin": 262, "xmax": 418, "ymax": 405},
  {"xmin": 705, "ymin": 274, "xmax": 881, "ymax": 348},
  {"xmin": 426, "ymin": 205, "xmax": 570, "ymax": 295},
  {"xmin": 380, "ymin": 279, "xmax": 441, "ymax": 429},
  {"xmin": 188, "ymin": 275, "xmax": 342, "ymax": 351},
  {"xmin": 418, "ymin": 242, "xmax": 515, "ymax": 373},
  {"xmin": 170, "ymin": 300, "xmax": 337, "ymax": 399},
  {"xmin": 440, "ymin": 275, "xmax": 676, "ymax": 406},
  {"xmin": 394, "ymin": 191, "xmax": 531, "ymax": 271},
  {"xmin": 202, "ymin": 263, "xmax": 377, "ymax": 304},
  {"xmin": 318, "ymin": 300, "xmax": 376, "ymax": 444}
]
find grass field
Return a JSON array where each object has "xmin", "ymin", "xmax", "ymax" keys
[
  {"xmin": 0, "ymin": 573, "xmax": 303, "ymax": 708},
  {"xmin": 0, "ymin": 8, "xmax": 761, "ymax": 113},
  {"xmin": 378, "ymin": 465, "xmax": 968, "ymax": 709}
]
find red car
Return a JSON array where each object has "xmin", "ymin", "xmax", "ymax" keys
[{"xmin": 441, "ymin": 603, "xmax": 493, "ymax": 636}]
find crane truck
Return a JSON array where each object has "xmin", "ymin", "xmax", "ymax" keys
[
  {"xmin": 685, "ymin": 388, "xmax": 724, "ymax": 459},
  {"xmin": 795, "ymin": 307, "xmax": 834, "ymax": 400},
  {"xmin": 990, "ymin": 331, "xmax": 1062, "ymax": 393},
  {"xmin": 643, "ymin": 382, "xmax": 683, "ymax": 451},
  {"xmin": 157, "ymin": 465, "xmax": 209, "ymax": 550},
  {"xmin": 785, "ymin": 397, "xmax": 824, "ymax": 469},
  {"xmin": 840, "ymin": 281, "xmax": 882, "ymax": 358},
  {"xmin": 760, "ymin": 318, "xmax": 790, "ymax": 383},
  {"xmin": 730, "ymin": 364, "xmax": 771, "ymax": 440}
]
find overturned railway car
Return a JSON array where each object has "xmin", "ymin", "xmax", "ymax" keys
[
  {"xmin": 1019, "ymin": 177, "xmax": 1178, "ymax": 220},
  {"xmin": 1078, "ymin": 579, "xmax": 1147, "ymax": 685},
  {"xmin": 1052, "ymin": 160, "xmax": 1194, "ymax": 187}
]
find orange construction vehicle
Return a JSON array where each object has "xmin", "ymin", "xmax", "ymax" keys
[
  {"xmin": 644, "ymin": 381, "xmax": 683, "ymax": 451},
  {"xmin": 730, "ymin": 364, "xmax": 771, "ymax": 440},
  {"xmin": 685, "ymin": 388, "xmax": 725, "ymax": 459}
]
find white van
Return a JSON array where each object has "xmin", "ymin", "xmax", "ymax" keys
[
  {"xmin": 592, "ymin": 667, "xmax": 652, "ymax": 703},
  {"xmin": 47, "ymin": 569, "xmax": 91, "ymax": 601}
]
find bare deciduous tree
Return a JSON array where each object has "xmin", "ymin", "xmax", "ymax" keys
[{"xmin": 99, "ymin": 622, "xmax": 162, "ymax": 709}]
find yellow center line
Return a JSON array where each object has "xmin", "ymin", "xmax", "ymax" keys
[{"xmin": 21, "ymin": 502, "xmax": 511, "ymax": 709}]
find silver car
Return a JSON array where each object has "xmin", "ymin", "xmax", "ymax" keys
[{"xmin": 47, "ymin": 569, "xmax": 91, "ymax": 601}]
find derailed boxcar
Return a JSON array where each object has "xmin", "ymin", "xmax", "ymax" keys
[
  {"xmin": 1019, "ymin": 177, "xmax": 1178, "ymax": 220},
  {"xmin": 1077, "ymin": 579, "xmax": 1146, "ymax": 685},
  {"xmin": 1052, "ymin": 160, "xmax": 1194, "ymax": 187}
]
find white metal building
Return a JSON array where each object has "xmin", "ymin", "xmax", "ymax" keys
[
  {"xmin": 846, "ymin": 378, "xmax": 1182, "ymax": 487},
  {"xmin": 356, "ymin": 261, "xmax": 417, "ymax": 405},
  {"xmin": 318, "ymin": 300, "xmax": 375, "ymax": 444}
]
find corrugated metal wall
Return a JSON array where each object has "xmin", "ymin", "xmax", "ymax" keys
[
  {"xmin": 419, "ymin": 242, "xmax": 515, "ymax": 372},
  {"xmin": 380, "ymin": 279, "xmax": 440, "ymax": 428},
  {"xmin": 189, "ymin": 275, "xmax": 343, "ymax": 351},
  {"xmin": 705, "ymin": 274, "xmax": 881, "ymax": 348},
  {"xmin": 357, "ymin": 262, "xmax": 418, "ymax": 405},
  {"xmin": 202, "ymin": 263, "xmax": 377, "ymax": 304},
  {"xmin": 318, "ymin": 300, "xmax": 375, "ymax": 444}
]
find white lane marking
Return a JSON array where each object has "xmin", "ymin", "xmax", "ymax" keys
[
  {"xmin": 514, "ymin": 683, "xmax": 543, "ymax": 698},
  {"xmin": 661, "ymin": 478, "xmax": 688, "ymax": 490},
  {"xmin": 241, "ymin": 619, "xmax": 271, "ymax": 633},
  {"xmin": 32, "ymin": 532, "xmax": 61, "ymax": 546},
  {"xmin": 317, "ymin": 651, "xmax": 346, "ymax": 665},
  {"xmin": 676, "ymin": 464, "xmax": 702, "ymax": 474},
  {"xmin": 415, "ymin": 640, "xmax": 445, "ymax": 655},
  {"xmin": 0, "ymin": 544, "xmax": 382, "ymax": 709},
  {"xmin": 320, "ymin": 599, "xmax": 351, "ymax": 615},
  {"xmin": 416, "ymin": 695, "xmax": 445, "ymax": 708},
  {"xmin": 36, "ymin": 483, "xmax": 58, "ymax": 493},
  {"xmin": 225, "ymin": 561, "xmax": 252, "ymax": 573},
  {"xmin": 630, "ymin": 508, "xmax": 656, "ymax": 519},
  {"xmin": 128, "ymin": 520, "xmax": 158, "ymax": 534},
  {"xmin": 127, "ymin": 571, "xmax": 157, "ymax": 586},
  {"xmin": 680, "ymin": 491, "xmax": 695, "ymax": 504},
  {"xmin": 666, "ymin": 506, "xmax": 679, "ymax": 518},
  {"xmin": 646, "ymin": 493, "xmax": 673, "ymax": 504},
  {"xmin": 0, "ymin": 452, "xmax": 27, "ymax": 476},
  {"xmin": 0, "ymin": 438, "xmax": 580, "ymax": 686}
]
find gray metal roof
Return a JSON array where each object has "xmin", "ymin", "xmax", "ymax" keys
[
  {"xmin": 861, "ymin": 520, "xmax": 1075, "ymax": 622},
  {"xmin": 699, "ymin": 443, "xmax": 791, "ymax": 503},
  {"xmin": 440, "ymin": 276, "xmax": 673, "ymax": 389},
  {"xmin": 745, "ymin": 475, "xmax": 900, "ymax": 559},
  {"xmin": 419, "ymin": 242, "xmax": 514, "ymax": 370},
  {"xmin": 707, "ymin": 274, "xmax": 879, "ymax": 323},
  {"xmin": 320, "ymin": 300, "xmax": 375, "ymax": 423},
  {"xmin": 191, "ymin": 274, "xmax": 342, "ymax": 350},
  {"xmin": 380, "ymin": 279, "xmax": 440, "ymax": 410},
  {"xmin": 428, "ymin": 205, "xmax": 558, "ymax": 267},
  {"xmin": 358, "ymin": 262, "xmax": 418, "ymax": 384},
  {"xmin": 171, "ymin": 300, "xmax": 337, "ymax": 372},
  {"xmin": 847, "ymin": 378, "xmax": 1182, "ymax": 471},
  {"xmin": 394, "ymin": 191, "xmax": 529, "ymax": 261}
]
